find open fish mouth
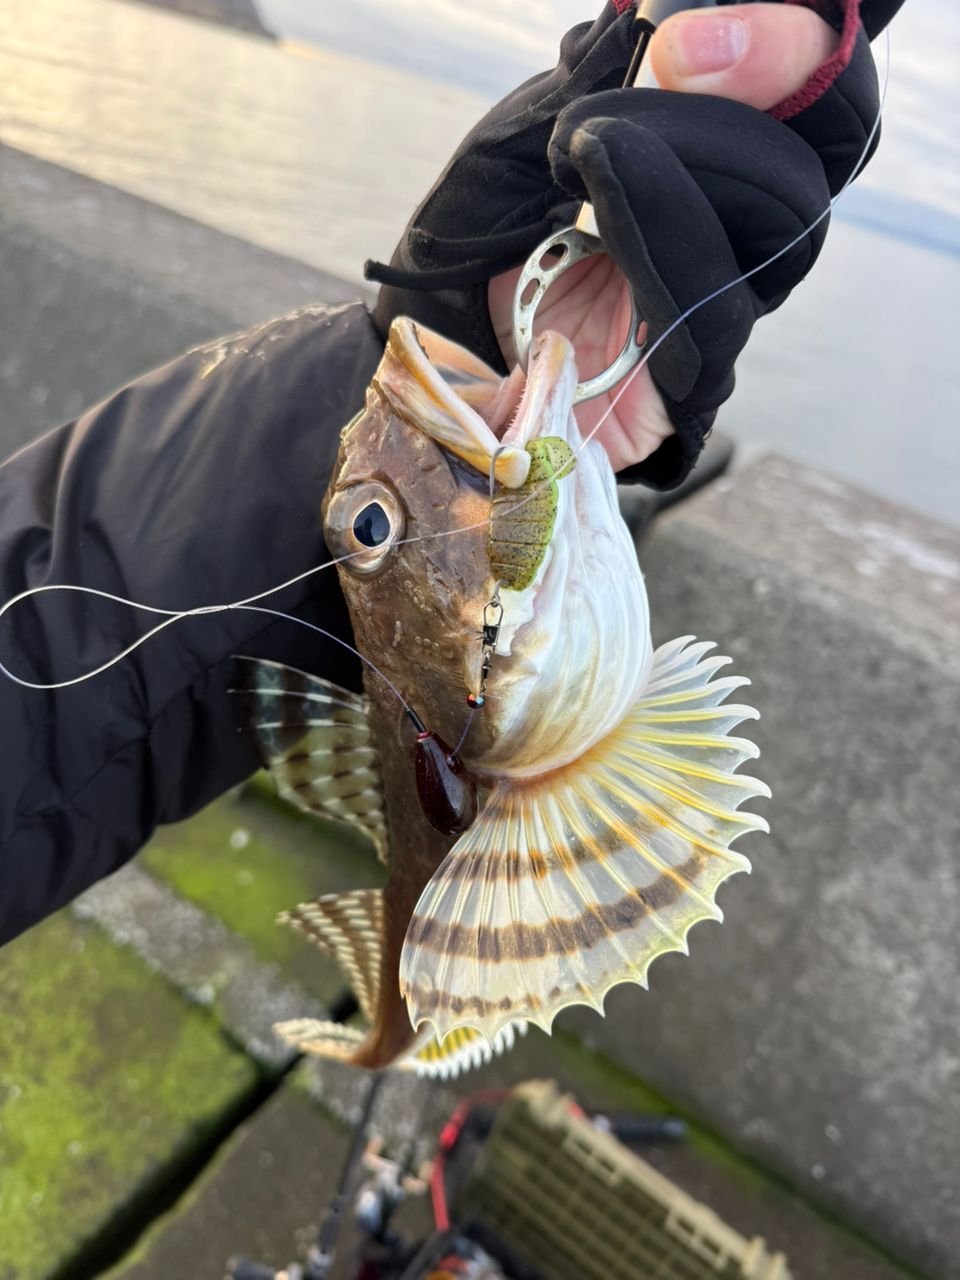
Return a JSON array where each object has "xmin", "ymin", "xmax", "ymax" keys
[
  {"xmin": 372, "ymin": 314, "xmax": 652, "ymax": 777},
  {"xmin": 375, "ymin": 317, "xmax": 578, "ymax": 489}
]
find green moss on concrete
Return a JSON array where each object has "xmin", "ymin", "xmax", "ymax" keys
[
  {"xmin": 0, "ymin": 913, "xmax": 259, "ymax": 1280},
  {"xmin": 141, "ymin": 783, "xmax": 384, "ymax": 1000},
  {"xmin": 103, "ymin": 1083, "xmax": 353, "ymax": 1280}
]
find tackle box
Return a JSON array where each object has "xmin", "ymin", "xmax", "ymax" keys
[{"xmin": 455, "ymin": 1080, "xmax": 791, "ymax": 1280}]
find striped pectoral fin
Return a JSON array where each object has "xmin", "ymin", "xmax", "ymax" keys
[
  {"xmin": 233, "ymin": 657, "xmax": 387, "ymax": 860},
  {"xmin": 399, "ymin": 637, "xmax": 770, "ymax": 1044},
  {"xmin": 279, "ymin": 888, "xmax": 385, "ymax": 1023}
]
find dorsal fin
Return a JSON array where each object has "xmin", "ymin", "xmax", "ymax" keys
[
  {"xmin": 235, "ymin": 657, "xmax": 387, "ymax": 861},
  {"xmin": 279, "ymin": 889, "xmax": 384, "ymax": 1022},
  {"xmin": 400, "ymin": 637, "xmax": 770, "ymax": 1043}
]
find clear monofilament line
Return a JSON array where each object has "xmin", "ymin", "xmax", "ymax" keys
[
  {"xmin": 235, "ymin": 605, "xmax": 413, "ymax": 714},
  {"xmin": 0, "ymin": 519, "xmax": 492, "ymax": 689},
  {"xmin": 0, "ymin": 32, "xmax": 889, "ymax": 694},
  {"xmin": 573, "ymin": 28, "xmax": 891, "ymax": 460},
  {"xmin": 454, "ymin": 706, "xmax": 478, "ymax": 756}
]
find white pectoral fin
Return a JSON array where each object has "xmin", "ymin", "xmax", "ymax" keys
[{"xmin": 399, "ymin": 637, "xmax": 770, "ymax": 1043}]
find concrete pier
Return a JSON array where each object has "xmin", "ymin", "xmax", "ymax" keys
[{"xmin": 1, "ymin": 144, "xmax": 954, "ymax": 1278}]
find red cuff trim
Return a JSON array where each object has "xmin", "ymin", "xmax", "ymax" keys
[
  {"xmin": 611, "ymin": 0, "xmax": 636, "ymax": 14},
  {"xmin": 769, "ymin": 0, "xmax": 862, "ymax": 121}
]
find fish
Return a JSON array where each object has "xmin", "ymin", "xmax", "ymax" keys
[{"xmin": 237, "ymin": 317, "xmax": 769, "ymax": 1078}]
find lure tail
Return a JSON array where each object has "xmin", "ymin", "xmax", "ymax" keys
[{"xmin": 400, "ymin": 637, "xmax": 770, "ymax": 1043}]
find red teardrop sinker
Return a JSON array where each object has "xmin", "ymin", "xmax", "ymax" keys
[{"xmin": 414, "ymin": 731, "xmax": 478, "ymax": 836}]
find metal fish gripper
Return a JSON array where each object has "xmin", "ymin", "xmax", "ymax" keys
[{"xmin": 511, "ymin": 0, "xmax": 721, "ymax": 404}]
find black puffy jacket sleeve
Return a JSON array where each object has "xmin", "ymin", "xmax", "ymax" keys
[{"xmin": 0, "ymin": 303, "xmax": 382, "ymax": 946}]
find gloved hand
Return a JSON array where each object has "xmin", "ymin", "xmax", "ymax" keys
[{"xmin": 367, "ymin": 0, "xmax": 903, "ymax": 488}]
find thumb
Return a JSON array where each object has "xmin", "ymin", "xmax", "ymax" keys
[{"xmin": 649, "ymin": 2, "xmax": 838, "ymax": 111}]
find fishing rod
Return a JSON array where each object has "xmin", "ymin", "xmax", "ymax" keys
[
  {"xmin": 224, "ymin": 1078, "xmax": 686, "ymax": 1280},
  {"xmin": 226, "ymin": 1070, "xmax": 386, "ymax": 1280}
]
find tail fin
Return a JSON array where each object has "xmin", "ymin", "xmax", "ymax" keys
[
  {"xmin": 276, "ymin": 887, "xmax": 526, "ymax": 1078},
  {"xmin": 275, "ymin": 1014, "xmax": 527, "ymax": 1080},
  {"xmin": 274, "ymin": 1018, "xmax": 366, "ymax": 1061}
]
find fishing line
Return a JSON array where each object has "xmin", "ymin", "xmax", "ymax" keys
[
  {"xmin": 453, "ymin": 707, "xmax": 478, "ymax": 756},
  {"xmin": 0, "ymin": 528, "xmax": 487, "ymax": 690},
  {"xmin": 235, "ymin": 605, "xmax": 413, "ymax": 715},
  {"xmin": 572, "ymin": 26, "xmax": 892, "ymax": 461},
  {"xmin": 0, "ymin": 580, "xmax": 415, "ymax": 719},
  {"xmin": 241, "ymin": 603, "xmax": 479, "ymax": 756},
  {"xmin": 0, "ymin": 32, "xmax": 889, "ymax": 694}
]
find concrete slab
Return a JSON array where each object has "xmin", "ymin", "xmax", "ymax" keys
[
  {"xmin": 565, "ymin": 455, "xmax": 959, "ymax": 1278},
  {"xmin": 139, "ymin": 783, "xmax": 383, "ymax": 1004},
  {"xmin": 0, "ymin": 146, "xmax": 363, "ymax": 457},
  {"xmin": 105, "ymin": 1083, "xmax": 352, "ymax": 1280},
  {"xmin": 75, "ymin": 862, "xmax": 328, "ymax": 1070},
  {"xmin": 0, "ymin": 912, "xmax": 260, "ymax": 1280},
  {"xmin": 675, "ymin": 455, "xmax": 960, "ymax": 647}
]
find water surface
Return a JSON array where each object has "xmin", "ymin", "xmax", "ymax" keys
[{"xmin": 1, "ymin": 0, "xmax": 957, "ymax": 523}]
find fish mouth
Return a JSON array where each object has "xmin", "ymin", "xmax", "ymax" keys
[
  {"xmin": 376, "ymin": 318, "xmax": 577, "ymax": 489},
  {"xmin": 499, "ymin": 329, "xmax": 578, "ymax": 450}
]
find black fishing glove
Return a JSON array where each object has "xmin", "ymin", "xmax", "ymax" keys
[{"xmin": 367, "ymin": 0, "xmax": 903, "ymax": 490}]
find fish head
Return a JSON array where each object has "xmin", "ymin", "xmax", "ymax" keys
[
  {"xmin": 323, "ymin": 318, "xmax": 652, "ymax": 775},
  {"xmin": 322, "ymin": 318, "xmax": 501, "ymax": 749}
]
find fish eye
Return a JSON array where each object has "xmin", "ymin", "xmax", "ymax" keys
[
  {"xmin": 353, "ymin": 501, "xmax": 390, "ymax": 548},
  {"xmin": 324, "ymin": 481, "xmax": 405, "ymax": 576}
]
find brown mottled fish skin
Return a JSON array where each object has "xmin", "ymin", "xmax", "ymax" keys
[{"xmin": 321, "ymin": 373, "xmax": 498, "ymax": 1068}]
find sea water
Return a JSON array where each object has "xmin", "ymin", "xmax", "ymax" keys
[{"xmin": 0, "ymin": 0, "xmax": 957, "ymax": 523}]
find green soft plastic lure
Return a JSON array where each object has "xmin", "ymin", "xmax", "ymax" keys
[{"xmin": 489, "ymin": 438, "xmax": 576, "ymax": 591}]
